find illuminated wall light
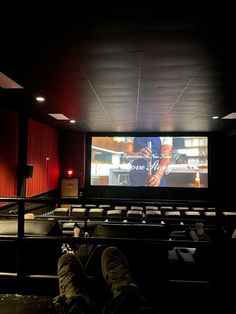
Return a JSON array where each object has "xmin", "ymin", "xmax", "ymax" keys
[
  {"xmin": 70, "ymin": 120, "xmax": 76, "ymax": 123},
  {"xmin": 36, "ymin": 96, "xmax": 45, "ymax": 102},
  {"xmin": 67, "ymin": 169, "xmax": 74, "ymax": 177},
  {"xmin": 212, "ymin": 116, "xmax": 219, "ymax": 119}
]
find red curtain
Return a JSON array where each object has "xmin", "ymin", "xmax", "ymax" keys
[
  {"xmin": 0, "ymin": 109, "xmax": 19, "ymax": 201},
  {"xmin": 26, "ymin": 119, "xmax": 60, "ymax": 196}
]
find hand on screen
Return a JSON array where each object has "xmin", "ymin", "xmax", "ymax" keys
[
  {"xmin": 148, "ymin": 173, "xmax": 161, "ymax": 187},
  {"xmin": 140, "ymin": 147, "xmax": 152, "ymax": 161}
]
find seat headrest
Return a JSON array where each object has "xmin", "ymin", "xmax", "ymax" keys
[
  {"xmin": 0, "ymin": 219, "xmax": 63, "ymax": 236},
  {"xmin": 94, "ymin": 223, "xmax": 168, "ymax": 239}
]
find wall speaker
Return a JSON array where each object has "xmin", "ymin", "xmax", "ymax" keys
[{"xmin": 24, "ymin": 164, "xmax": 34, "ymax": 178}]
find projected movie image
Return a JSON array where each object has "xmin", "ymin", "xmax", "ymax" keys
[{"xmin": 90, "ymin": 136, "xmax": 208, "ymax": 188}]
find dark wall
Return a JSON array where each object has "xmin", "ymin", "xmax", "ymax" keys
[
  {"xmin": 216, "ymin": 132, "xmax": 236, "ymax": 208},
  {"xmin": 59, "ymin": 131, "xmax": 86, "ymax": 188},
  {"xmin": 59, "ymin": 131, "xmax": 234, "ymax": 204}
]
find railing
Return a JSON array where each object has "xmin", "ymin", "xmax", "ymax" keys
[{"xmin": 0, "ymin": 197, "xmax": 235, "ymax": 296}]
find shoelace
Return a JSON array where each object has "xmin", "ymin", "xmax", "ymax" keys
[
  {"xmin": 59, "ymin": 271, "xmax": 81, "ymax": 296},
  {"xmin": 106, "ymin": 264, "xmax": 132, "ymax": 286}
]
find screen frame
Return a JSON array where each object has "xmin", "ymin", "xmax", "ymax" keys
[{"xmin": 85, "ymin": 131, "xmax": 214, "ymax": 201}]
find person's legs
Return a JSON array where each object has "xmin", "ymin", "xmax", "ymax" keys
[
  {"xmin": 73, "ymin": 223, "xmax": 81, "ymax": 238},
  {"xmin": 195, "ymin": 222, "xmax": 209, "ymax": 241},
  {"xmin": 53, "ymin": 253, "xmax": 97, "ymax": 314},
  {"xmin": 61, "ymin": 223, "xmax": 94, "ymax": 267},
  {"xmin": 101, "ymin": 246, "xmax": 156, "ymax": 314},
  {"xmin": 61, "ymin": 223, "xmax": 81, "ymax": 255}
]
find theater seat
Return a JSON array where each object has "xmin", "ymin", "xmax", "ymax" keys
[
  {"xmin": 145, "ymin": 205, "xmax": 159, "ymax": 211},
  {"xmin": 184, "ymin": 211, "xmax": 200, "ymax": 217},
  {"xmin": 114, "ymin": 206, "xmax": 127, "ymax": 212},
  {"xmin": 127, "ymin": 210, "xmax": 143, "ymax": 217},
  {"xmin": 192, "ymin": 207, "xmax": 205, "ymax": 211},
  {"xmin": 0, "ymin": 219, "xmax": 63, "ymax": 276},
  {"xmin": 94, "ymin": 222, "xmax": 168, "ymax": 239},
  {"xmin": 99, "ymin": 205, "xmax": 111, "ymax": 209},
  {"xmin": 176, "ymin": 206, "xmax": 189, "ymax": 212},
  {"xmin": 204, "ymin": 211, "xmax": 216, "ymax": 217},
  {"xmin": 130, "ymin": 206, "xmax": 143, "ymax": 211},
  {"xmin": 0, "ymin": 219, "xmax": 63, "ymax": 236},
  {"xmin": 164, "ymin": 211, "xmax": 181, "ymax": 217},
  {"xmin": 71, "ymin": 204, "xmax": 83, "ymax": 208},
  {"xmin": 223, "ymin": 211, "xmax": 236, "ymax": 216},
  {"xmin": 71, "ymin": 207, "xmax": 87, "ymax": 218},
  {"xmin": 93, "ymin": 223, "xmax": 169, "ymax": 301},
  {"xmin": 146, "ymin": 210, "xmax": 161, "ymax": 217},
  {"xmin": 160, "ymin": 206, "xmax": 174, "ymax": 211},
  {"xmin": 54, "ymin": 207, "xmax": 70, "ymax": 216},
  {"xmin": 89, "ymin": 208, "xmax": 104, "ymax": 220},
  {"xmin": 106, "ymin": 209, "xmax": 123, "ymax": 220}
]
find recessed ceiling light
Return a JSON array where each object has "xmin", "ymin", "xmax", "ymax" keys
[
  {"xmin": 36, "ymin": 96, "xmax": 45, "ymax": 102},
  {"xmin": 70, "ymin": 120, "xmax": 76, "ymax": 123},
  {"xmin": 212, "ymin": 116, "xmax": 219, "ymax": 119},
  {"xmin": 48, "ymin": 113, "xmax": 69, "ymax": 120}
]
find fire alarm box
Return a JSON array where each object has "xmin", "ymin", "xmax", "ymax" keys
[{"xmin": 61, "ymin": 178, "xmax": 79, "ymax": 197}]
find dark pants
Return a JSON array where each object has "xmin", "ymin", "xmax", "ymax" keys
[{"xmin": 68, "ymin": 286, "xmax": 156, "ymax": 314}]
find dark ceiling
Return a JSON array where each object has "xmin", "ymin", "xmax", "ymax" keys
[{"xmin": 1, "ymin": 4, "xmax": 236, "ymax": 134}]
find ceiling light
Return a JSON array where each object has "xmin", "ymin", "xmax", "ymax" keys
[
  {"xmin": 222, "ymin": 112, "xmax": 236, "ymax": 119},
  {"xmin": 70, "ymin": 120, "xmax": 76, "ymax": 123},
  {"xmin": 212, "ymin": 116, "xmax": 219, "ymax": 119},
  {"xmin": 36, "ymin": 96, "xmax": 45, "ymax": 102},
  {"xmin": 0, "ymin": 72, "xmax": 23, "ymax": 89},
  {"xmin": 48, "ymin": 113, "xmax": 69, "ymax": 120}
]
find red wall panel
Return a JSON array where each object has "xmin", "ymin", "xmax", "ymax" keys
[
  {"xmin": 0, "ymin": 109, "xmax": 19, "ymax": 200},
  {"xmin": 26, "ymin": 119, "xmax": 59, "ymax": 196}
]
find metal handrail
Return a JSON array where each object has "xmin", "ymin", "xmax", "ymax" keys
[{"xmin": 0, "ymin": 196, "xmax": 228, "ymax": 295}]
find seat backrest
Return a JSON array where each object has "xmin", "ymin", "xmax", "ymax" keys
[
  {"xmin": 0, "ymin": 219, "xmax": 63, "ymax": 236},
  {"xmin": 94, "ymin": 222, "xmax": 168, "ymax": 239},
  {"xmin": 91, "ymin": 223, "xmax": 169, "ymax": 301},
  {"xmin": 0, "ymin": 219, "xmax": 63, "ymax": 275}
]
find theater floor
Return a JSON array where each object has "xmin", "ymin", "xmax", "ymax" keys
[
  {"xmin": 0, "ymin": 291, "xmax": 233, "ymax": 314},
  {"xmin": 0, "ymin": 294, "xmax": 57, "ymax": 314}
]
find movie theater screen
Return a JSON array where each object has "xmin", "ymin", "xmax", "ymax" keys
[{"xmin": 89, "ymin": 136, "xmax": 208, "ymax": 188}]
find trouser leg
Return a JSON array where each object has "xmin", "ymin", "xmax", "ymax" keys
[{"xmin": 102, "ymin": 286, "xmax": 156, "ymax": 314}]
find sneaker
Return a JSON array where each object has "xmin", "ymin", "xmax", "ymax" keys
[
  {"xmin": 53, "ymin": 253, "xmax": 96, "ymax": 313},
  {"xmin": 101, "ymin": 246, "xmax": 136, "ymax": 297},
  {"xmin": 57, "ymin": 253, "xmax": 86, "ymax": 299}
]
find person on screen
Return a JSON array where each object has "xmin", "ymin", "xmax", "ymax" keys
[{"xmin": 124, "ymin": 137, "xmax": 173, "ymax": 186}]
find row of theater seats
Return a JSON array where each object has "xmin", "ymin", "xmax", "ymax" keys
[
  {"xmin": 53, "ymin": 203, "xmax": 219, "ymax": 220},
  {"xmin": 0, "ymin": 215, "xmax": 234, "ymax": 301},
  {"xmin": 53, "ymin": 203, "xmax": 236, "ymax": 239}
]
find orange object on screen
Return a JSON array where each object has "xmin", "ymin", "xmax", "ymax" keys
[{"xmin": 195, "ymin": 171, "xmax": 201, "ymax": 187}]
